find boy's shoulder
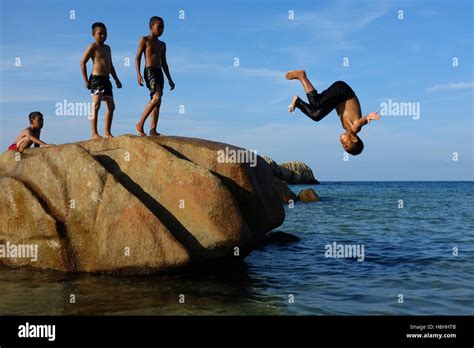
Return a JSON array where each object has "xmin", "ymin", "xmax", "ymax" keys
[
  {"xmin": 21, "ymin": 127, "xmax": 32, "ymax": 135},
  {"xmin": 142, "ymin": 36, "xmax": 166, "ymax": 45},
  {"xmin": 156, "ymin": 39, "xmax": 166, "ymax": 49},
  {"xmin": 84, "ymin": 42, "xmax": 95, "ymax": 51},
  {"xmin": 94, "ymin": 42, "xmax": 111, "ymax": 49},
  {"xmin": 86, "ymin": 42, "xmax": 98, "ymax": 52},
  {"xmin": 88, "ymin": 42, "xmax": 110, "ymax": 48}
]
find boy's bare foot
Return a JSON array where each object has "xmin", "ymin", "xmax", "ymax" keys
[
  {"xmin": 92, "ymin": 133, "xmax": 103, "ymax": 140},
  {"xmin": 288, "ymin": 95, "xmax": 299, "ymax": 113},
  {"xmin": 285, "ymin": 70, "xmax": 306, "ymax": 80},
  {"xmin": 104, "ymin": 133, "xmax": 114, "ymax": 139},
  {"xmin": 135, "ymin": 124, "xmax": 146, "ymax": 137},
  {"xmin": 149, "ymin": 130, "xmax": 161, "ymax": 136}
]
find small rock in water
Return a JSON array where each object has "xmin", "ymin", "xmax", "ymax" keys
[{"xmin": 298, "ymin": 188, "xmax": 320, "ymax": 203}]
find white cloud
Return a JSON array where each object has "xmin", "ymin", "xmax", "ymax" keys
[{"xmin": 426, "ymin": 82, "xmax": 474, "ymax": 93}]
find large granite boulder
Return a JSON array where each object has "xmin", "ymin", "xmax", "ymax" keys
[{"xmin": 0, "ymin": 135, "xmax": 284, "ymax": 274}]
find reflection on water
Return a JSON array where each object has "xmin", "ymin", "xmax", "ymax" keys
[{"xmin": 0, "ymin": 261, "xmax": 292, "ymax": 315}]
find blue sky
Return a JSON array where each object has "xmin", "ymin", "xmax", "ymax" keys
[{"xmin": 0, "ymin": 0, "xmax": 472, "ymax": 180}]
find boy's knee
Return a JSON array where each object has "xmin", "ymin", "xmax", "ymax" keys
[
  {"xmin": 93, "ymin": 102, "xmax": 101, "ymax": 111},
  {"xmin": 108, "ymin": 103, "xmax": 116, "ymax": 112},
  {"xmin": 151, "ymin": 94, "xmax": 161, "ymax": 104},
  {"xmin": 309, "ymin": 109, "xmax": 324, "ymax": 122},
  {"xmin": 18, "ymin": 143, "xmax": 27, "ymax": 152},
  {"xmin": 334, "ymin": 80, "xmax": 355, "ymax": 99},
  {"xmin": 334, "ymin": 80, "xmax": 350, "ymax": 90}
]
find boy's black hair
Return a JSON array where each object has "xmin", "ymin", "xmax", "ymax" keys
[
  {"xmin": 91, "ymin": 22, "xmax": 107, "ymax": 34},
  {"xmin": 149, "ymin": 16, "xmax": 164, "ymax": 29},
  {"xmin": 29, "ymin": 111, "xmax": 43, "ymax": 123},
  {"xmin": 346, "ymin": 137, "xmax": 364, "ymax": 156}
]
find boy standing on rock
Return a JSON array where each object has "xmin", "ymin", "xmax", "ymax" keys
[
  {"xmin": 135, "ymin": 16, "xmax": 175, "ymax": 136},
  {"xmin": 80, "ymin": 22, "xmax": 122, "ymax": 140}
]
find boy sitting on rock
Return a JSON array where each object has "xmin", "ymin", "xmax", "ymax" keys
[{"xmin": 7, "ymin": 111, "xmax": 54, "ymax": 152}]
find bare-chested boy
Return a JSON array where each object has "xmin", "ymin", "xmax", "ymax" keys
[
  {"xmin": 135, "ymin": 16, "xmax": 175, "ymax": 136},
  {"xmin": 7, "ymin": 112, "xmax": 54, "ymax": 152},
  {"xmin": 287, "ymin": 70, "xmax": 380, "ymax": 155},
  {"xmin": 80, "ymin": 22, "xmax": 122, "ymax": 139}
]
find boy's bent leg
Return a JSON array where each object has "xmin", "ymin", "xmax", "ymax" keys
[
  {"xmin": 17, "ymin": 142, "xmax": 28, "ymax": 153},
  {"xmin": 294, "ymin": 81, "xmax": 355, "ymax": 122},
  {"xmin": 90, "ymin": 95, "xmax": 102, "ymax": 139},
  {"xmin": 286, "ymin": 70, "xmax": 316, "ymax": 94},
  {"xmin": 136, "ymin": 93, "xmax": 161, "ymax": 136},
  {"xmin": 307, "ymin": 81, "xmax": 355, "ymax": 119},
  {"xmin": 294, "ymin": 94, "xmax": 327, "ymax": 121},
  {"xmin": 149, "ymin": 93, "xmax": 162, "ymax": 136},
  {"xmin": 17, "ymin": 136, "xmax": 31, "ymax": 153},
  {"xmin": 104, "ymin": 97, "xmax": 115, "ymax": 139}
]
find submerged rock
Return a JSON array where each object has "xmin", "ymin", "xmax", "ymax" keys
[
  {"xmin": 265, "ymin": 231, "xmax": 301, "ymax": 245},
  {"xmin": 0, "ymin": 135, "xmax": 285, "ymax": 274}
]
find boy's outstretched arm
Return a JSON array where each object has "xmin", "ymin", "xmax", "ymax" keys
[
  {"xmin": 109, "ymin": 49, "xmax": 122, "ymax": 88},
  {"xmin": 351, "ymin": 112, "xmax": 381, "ymax": 133},
  {"xmin": 80, "ymin": 45, "xmax": 94, "ymax": 89},
  {"xmin": 161, "ymin": 43, "xmax": 175, "ymax": 90},
  {"xmin": 27, "ymin": 129, "xmax": 51, "ymax": 147},
  {"xmin": 135, "ymin": 37, "xmax": 146, "ymax": 86}
]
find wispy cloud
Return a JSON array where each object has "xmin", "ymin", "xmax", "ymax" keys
[
  {"xmin": 170, "ymin": 48, "xmax": 286, "ymax": 83},
  {"xmin": 417, "ymin": 9, "xmax": 439, "ymax": 17},
  {"xmin": 0, "ymin": 49, "xmax": 83, "ymax": 72},
  {"xmin": 426, "ymin": 82, "xmax": 474, "ymax": 93},
  {"xmin": 271, "ymin": 1, "xmax": 390, "ymax": 69},
  {"xmin": 287, "ymin": 0, "xmax": 390, "ymax": 42}
]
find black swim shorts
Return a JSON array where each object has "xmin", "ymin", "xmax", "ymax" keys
[
  {"xmin": 144, "ymin": 67, "xmax": 164, "ymax": 98},
  {"xmin": 89, "ymin": 75, "xmax": 113, "ymax": 98}
]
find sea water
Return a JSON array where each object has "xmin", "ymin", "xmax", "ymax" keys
[{"xmin": 0, "ymin": 181, "xmax": 472, "ymax": 315}]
